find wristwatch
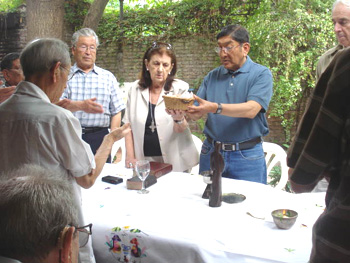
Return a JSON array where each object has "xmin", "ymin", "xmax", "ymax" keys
[
  {"xmin": 174, "ymin": 118, "xmax": 184, "ymax": 124},
  {"xmin": 215, "ymin": 103, "xmax": 222, "ymax": 114}
]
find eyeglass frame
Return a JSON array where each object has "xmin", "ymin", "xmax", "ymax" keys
[
  {"xmin": 76, "ymin": 223, "xmax": 93, "ymax": 248},
  {"xmin": 214, "ymin": 43, "xmax": 242, "ymax": 54},
  {"xmin": 57, "ymin": 223, "xmax": 93, "ymax": 249},
  {"xmin": 59, "ymin": 65, "xmax": 76, "ymax": 81},
  {"xmin": 7, "ymin": 67, "xmax": 23, "ymax": 73},
  {"xmin": 75, "ymin": 44, "xmax": 97, "ymax": 52}
]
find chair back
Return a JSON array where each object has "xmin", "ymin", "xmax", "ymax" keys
[
  {"xmin": 111, "ymin": 137, "xmax": 126, "ymax": 164},
  {"xmin": 263, "ymin": 142, "xmax": 288, "ymax": 190},
  {"xmin": 190, "ymin": 134, "xmax": 203, "ymax": 174}
]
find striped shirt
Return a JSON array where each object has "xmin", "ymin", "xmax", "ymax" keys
[
  {"xmin": 61, "ymin": 64, "xmax": 125, "ymax": 127},
  {"xmin": 287, "ymin": 48, "xmax": 350, "ymax": 262}
]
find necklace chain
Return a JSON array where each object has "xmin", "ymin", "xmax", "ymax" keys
[{"xmin": 149, "ymin": 93, "xmax": 156, "ymax": 133}]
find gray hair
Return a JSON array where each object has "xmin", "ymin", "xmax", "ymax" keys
[
  {"xmin": 20, "ymin": 38, "xmax": 71, "ymax": 78},
  {"xmin": 333, "ymin": 0, "xmax": 350, "ymax": 10},
  {"xmin": 71, "ymin": 27, "xmax": 100, "ymax": 47},
  {"xmin": 0, "ymin": 164, "xmax": 79, "ymax": 261}
]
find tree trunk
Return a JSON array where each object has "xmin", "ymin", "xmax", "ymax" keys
[
  {"xmin": 119, "ymin": 0, "xmax": 124, "ymax": 20},
  {"xmin": 83, "ymin": 0, "xmax": 109, "ymax": 31},
  {"xmin": 26, "ymin": 0, "xmax": 65, "ymax": 42}
]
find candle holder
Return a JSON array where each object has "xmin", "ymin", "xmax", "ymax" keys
[
  {"xmin": 200, "ymin": 142, "xmax": 224, "ymax": 207},
  {"xmin": 271, "ymin": 209, "xmax": 298, "ymax": 229}
]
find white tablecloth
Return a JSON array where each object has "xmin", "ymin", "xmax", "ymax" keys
[{"xmin": 81, "ymin": 164, "xmax": 326, "ymax": 263}]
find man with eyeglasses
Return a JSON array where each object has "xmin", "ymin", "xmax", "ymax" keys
[
  {"xmin": 0, "ymin": 164, "xmax": 92, "ymax": 263},
  {"xmin": 0, "ymin": 38, "xmax": 130, "ymax": 263},
  {"xmin": 187, "ymin": 24, "xmax": 273, "ymax": 184},
  {"xmin": 0, "ymin": 52, "xmax": 24, "ymax": 103},
  {"xmin": 60, "ymin": 28, "xmax": 125, "ymax": 162}
]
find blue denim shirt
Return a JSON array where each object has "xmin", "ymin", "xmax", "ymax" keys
[{"xmin": 196, "ymin": 56, "xmax": 273, "ymax": 143}]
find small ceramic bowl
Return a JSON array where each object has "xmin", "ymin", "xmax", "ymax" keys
[{"xmin": 271, "ymin": 209, "xmax": 298, "ymax": 229}]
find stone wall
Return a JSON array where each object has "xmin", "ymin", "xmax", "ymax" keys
[{"xmin": 0, "ymin": 9, "xmax": 289, "ymax": 144}]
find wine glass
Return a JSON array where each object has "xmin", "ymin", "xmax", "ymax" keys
[{"xmin": 135, "ymin": 160, "xmax": 151, "ymax": 194}]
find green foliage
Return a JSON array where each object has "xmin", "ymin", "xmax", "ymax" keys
[
  {"xmin": 97, "ymin": 0, "xmax": 257, "ymax": 43},
  {"xmin": 0, "ymin": 0, "xmax": 24, "ymax": 13},
  {"xmin": 64, "ymin": 0, "xmax": 90, "ymax": 31},
  {"xmin": 192, "ymin": 119, "xmax": 206, "ymax": 141},
  {"xmin": 268, "ymin": 166, "xmax": 292, "ymax": 192},
  {"xmin": 246, "ymin": 0, "xmax": 335, "ymax": 141}
]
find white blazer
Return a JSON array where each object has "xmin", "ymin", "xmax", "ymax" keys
[{"xmin": 123, "ymin": 79, "xmax": 199, "ymax": 172}]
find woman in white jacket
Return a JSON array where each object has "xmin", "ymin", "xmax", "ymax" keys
[{"xmin": 122, "ymin": 42, "xmax": 198, "ymax": 172}]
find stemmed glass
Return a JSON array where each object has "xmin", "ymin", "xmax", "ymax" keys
[{"xmin": 135, "ymin": 160, "xmax": 151, "ymax": 194}]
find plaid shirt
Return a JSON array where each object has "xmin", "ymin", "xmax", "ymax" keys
[
  {"xmin": 61, "ymin": 64, "xmax": 125, "ymax": 127},
  {"xmin": 287, "ymin": 48, "xmax": 350, "ymax": 262}
]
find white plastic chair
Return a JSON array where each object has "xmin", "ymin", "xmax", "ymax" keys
[
  {"xmin": 111, "ymin": 137, "xmax": 126, "ymax": 164},
  {"xmin": 263, "ymin": 142, "xmax": 289, "ymax": 190},
  {"xmin": 190, "ymin": 134, "xmax": 203, "ymax": 174},
  {"xmin": 119, "ymin": 82, "xmax": 134, "ymax": 103}
]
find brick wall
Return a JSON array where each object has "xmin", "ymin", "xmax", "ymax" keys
[
  {"xmin": 96, "ymin": 36, "xmax": 218, "ymax": 89},
  {"xmin": 0, "ymin": 7, "xmax": 27, "ymax": 80},
  {"xmin": 0, "ymin": 9, "xmax": 290, "ymax": 145}
]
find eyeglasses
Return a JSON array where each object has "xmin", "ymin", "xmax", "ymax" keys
[
  {"xmin": 60, "ymin": 65, "xmax": 76, "ymax": 81},
  {"xmin": 150, "ymin": 41, "xmax": 172, "ymax": 50},
  {"xmin": 214, "ymin": 44, "xmax": 241, "ymax": 54},
  {"xmin": 76, "ymin": 223, "xmax": 92, "ymax": 248},
  {"xmin": 57, "ymin": 223, "xmax": 92, "ymax": 263},
  {"xmin": 76, "ymin": 45, "xmax": 97, "ymax": 52},
  {"xmin": 67, "ymin": 71, "xmax": 77, "ymax": 81},
  {"xmin": 8, "ymin": 67, "xmax": 23, "ymax": 73},
  {"xmin": 60, "ymin": 66, "xmax": 70, "ymax": 74},
  {"xmin": 57, "ymin": 223, "xmax": 92, "ymax": 249}
]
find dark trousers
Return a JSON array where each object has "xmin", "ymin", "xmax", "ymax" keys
[{"xmin": 82, "ymin": 128, "xmax": 111, "ymax": 163}]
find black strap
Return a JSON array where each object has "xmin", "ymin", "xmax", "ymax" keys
[
  {"xmin": 206, "ymin": 136, "xmax": 261, "ymax": 151},
  {"xmin": 82, "ymin": 127, "xmax": 108, "ymax": 134}
]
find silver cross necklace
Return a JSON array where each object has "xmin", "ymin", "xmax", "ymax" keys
[{"xmin": 149, "ymin": 93, "xmax": 156, "ymax": 133}]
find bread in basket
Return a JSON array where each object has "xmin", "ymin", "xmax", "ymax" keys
[{"xmin": 163, "ymin": 94, "xmax": 195, "ymax": 111}]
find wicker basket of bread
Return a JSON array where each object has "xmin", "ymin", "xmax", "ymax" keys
[{"xmin": 163, "ymin": 94, "xmax": 195, "ymax": 111}]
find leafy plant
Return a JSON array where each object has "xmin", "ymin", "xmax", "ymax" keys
[
  {"xmin": 246, "ymin": 0, "xmax": 335, "ymax": 141},
  {"xmin": 64, "ymin": 0, "xmax": 90, "ymax": 31},
  {"xmin": 192, "ymin": 118, "xmax": 206, "ymax": 141},
  {"xmin": 0, "ymin": 0, "xmax": 24, "ymax": 13}
]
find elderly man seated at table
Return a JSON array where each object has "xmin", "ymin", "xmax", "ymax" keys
[
  {"xmin": 0, "ymin": 164, "xmax": 83, "ymax": 263},
  {"xmin": 0, "ymin": 38, "xmax": 130, "ymax": 263}
]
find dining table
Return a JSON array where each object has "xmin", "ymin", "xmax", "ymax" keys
[{"xmin": 81, "ymin": 163, "xmax": 326, "ymax": 263}]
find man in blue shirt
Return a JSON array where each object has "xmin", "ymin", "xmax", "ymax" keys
[{"xmin": 187, "ymin": 24, "xmax": 273, "ymax": 184}]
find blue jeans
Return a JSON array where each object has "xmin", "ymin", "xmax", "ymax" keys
[{"xmin": 199, "ymin": 139, "xmax": 267, "ymax": 184}]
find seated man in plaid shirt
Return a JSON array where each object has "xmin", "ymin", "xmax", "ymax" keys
[{"xmin": 60, "ymin": 28, "xmax": 125, "ymax": 162}]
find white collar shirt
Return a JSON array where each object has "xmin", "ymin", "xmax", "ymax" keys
[
  {"xmin": 0, "ymin": 81, "xmax": 96, "ymax": 177},
  {"xmin": 0, "ymin": 81, "xmax": 97, "ymax": 263}
]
